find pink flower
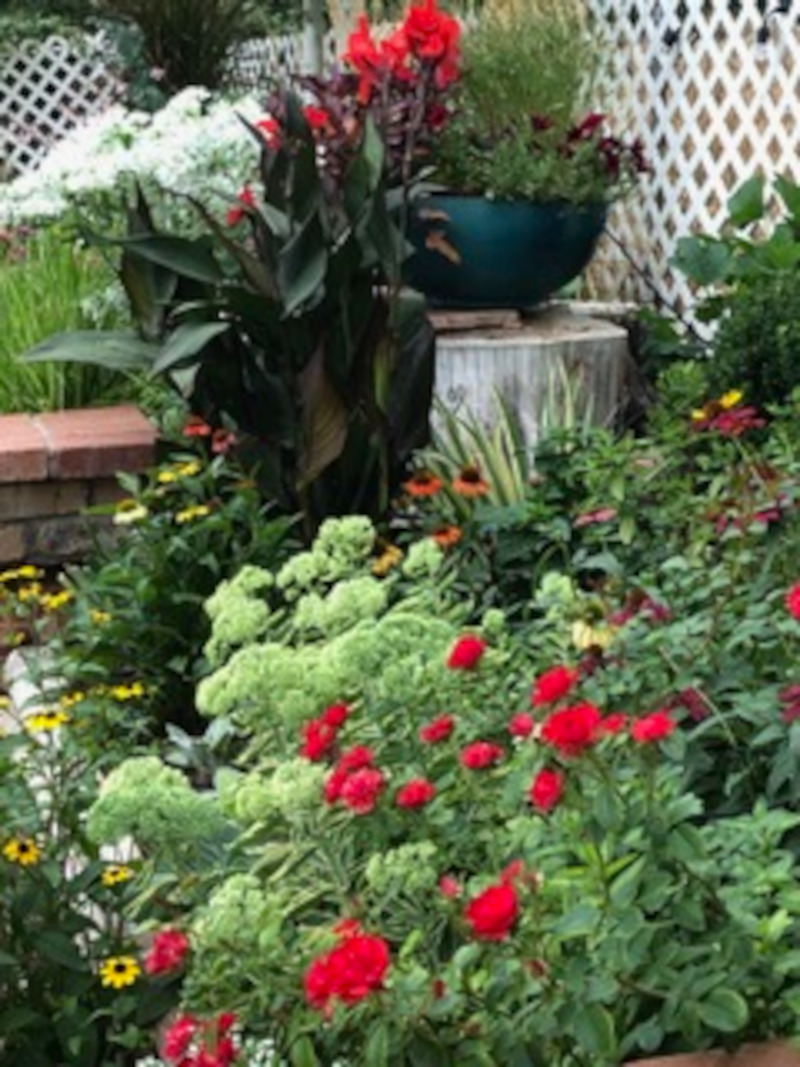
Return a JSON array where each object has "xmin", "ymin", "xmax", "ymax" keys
[
  {"xmin": 145, "ymin": 928, "xmax": 190, "ymax": 975},
  {"xmin": 508, "ymin": 712, "xmax": 535, "ymax": 738},
  {"xmin": 419, "ymin": 714, "xmax": 455, "ymax": 744},
  {"xmin": 446, "ymin": 635, "xmax": 487, "ymax": 670},
  {"xmin": 531, "ymin": 665, "xmax": 579, "ymax": 707},
  {"xmin": 395, "ymin": 778, "xmax": 436, "ymax": 808},
  {"xmin": 439, "ymin": 875, "xmax": 461, "ymax": 898},
  {"xmin": 459, "ymin": 741, "xmax": 504, "ymax": 769},
  {"xmin": 630, "ymin": 710, "xmax": 676, "ymax": 744},
  {"xmin": 528, "ymin": 768, "xmax": 564, "ymax": 812}
]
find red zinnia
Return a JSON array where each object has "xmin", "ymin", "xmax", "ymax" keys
[
  {"xmin": 531, "ymin": 664, "xmax": 579, "ymax": 707},
  {"xmin": 600, "ymin": 712, "xmax": 628, "ymax": 735},
  {"xmin": 145, "ymin": 928, "xmax": 190, "ymax": 975},
  {"xmin": 300, "ymin": 717, "xmax": 337, "ymax": 761},
  {"xmin": 786, "ymin": 582, "xmax": 800, "ymax": 621},
  {"xmin": 162, "ymin": 1014, "xmax": 199, "ymax": 1061},
  {"xmin": 304, "ymin": 931, "xmax": 391, "ymax": 1011},
  {"xmin": 630, "ymin": 710, "xmax": 676, "ymax": 744},
  {"xmin": 339, "ymin": 767, "xmax": 386, "ymax": 814},
  {"xmin": 419, "ymin": 714, "xmax": 455, "ymax": 743},
  {"xmin": 446, "ymin": 635, "xmax": 487, "ymax": 670},
  {"xmin": 528, "ymin": 768, "xmax": 565, "ymax": 812},
  {"xmin": 464, "ymin": 881, "xmax": 518, "ymax": 941},
  {"xmin": 540, "ymin": 703, "xmax": 603, "ymax": 757},
  {"xmin": 337, "ymin": 745, "xmax": 374, "ymax": 772},
  {"xmin": 508, "ymin": 712, "xmax": 535, "ymax": 738},
  {"xmin": 395, "ymin": 778, "xmax": 436, "ymax": 808},
  {"xmin": 460, "ymin": 740, "xmax": 504, "ymax": 769}
]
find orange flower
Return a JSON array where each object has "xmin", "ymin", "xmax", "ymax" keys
[
  {"xmin": 402, "ymin": 469, "xmax": 443, "ymax": 497},
  {"xmin": 432, "ymin": 524, "xmax": 462, "ymax": 548},
  {"xmin": 452, "ymin": 464, "xmax": 489, "ymax": 498}
]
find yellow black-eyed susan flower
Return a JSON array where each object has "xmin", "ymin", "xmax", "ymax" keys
[
  {"xmin": 98, "ymin": 955, "xmax": 141, "ymax": 989},
  {"xmin": 2, "ymin": 837, "xmax": 42, "ymax": 866},
  {"xmin": 101, "ymin": 864, "xmax": 134, "ymax": 887}
]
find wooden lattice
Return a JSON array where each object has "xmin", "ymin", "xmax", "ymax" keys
[
  {"xmin": 0, "ymin": 31, "xmax": 123, "ymax": 179},
  {"xmin": 584, "ymin": 0, "xmax": 800, "ymax": 310}
]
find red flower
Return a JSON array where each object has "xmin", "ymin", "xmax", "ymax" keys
[
  {"xmin": 631, "ymin": 710, "xmax": 676, "ymax": 744},
  {"xmin": 528, "ymin": 768, "xmax": 564, "ymax": 812},
  {"xmin": 439, "ymin": 875, "xmax": 461, "ymax": 898},
  {"xmin": 300, "ymin": 718, "xmax": 337, "ymax": 761},
  {"xmin": 403, "ymin": 0, "xmax": 460, "ymax": 64},
  {"xmin": 303, "ymin": 105, "xmax": 330, "ymax": 131},
  {"xmin": 531, "ymin": 664, "xmax": 579, "ymax": 707},
  {"xmin": 182, "ymin": 414, "xmax": 212, "ymax": 437},
  {"xmin": 508, "ymin": 712, "xmax": 535, "ymax": 738},
  {"xmin": 225, "ymin": 185, "xmax": 256, "ymax": 227},
  {"xmin": 464, "ymin": 881, "xmax": 518, "ymax": 941},
  {"xmin": 337, "ymin": 745, "xmax": 374, "ymax": 772},
  {"xmin": 419, "ymin": 714, "xmax": 455, "ymax": 743},
  {"xmin": 600, "ymin": 712, "xmax": 628, "ymax": 735},
  {"xmin": 573, "ymin": 506, "xmax": 618, "ymax": 528},
  {"xmin": 540, "ymin": 703, "xmax": 603, "ymax": 757},
  {"xmin": 145, "ymin": 928, "xmax": 190, "ymax": 975},
  {"xmin": 459, "ymin": 741, "xmax": 504, "ymax": 769},
  {"xmin": 255, "ymin": 115, "xmax": 281, "ymax": 148},
  {"xmin": 210, "ymin": 428, "xmax": 237, "ymax": 455},
  {"xmin": 668, "ymin": 687, "xmax": 710, "ymax": 722},
  {"xmin": 324, "ymin": 764, "xmax": 348, "ymax": 804},
  {"xmin": 786, "ymin": 583, "xmax": 800, "ymax": 621},
  {"xmin": 162, "ymin": 1014, "xmax": 199, "ymax": 1061},
  {"xmin": 304, "ymin": 931, "xmax": 391, "ymax": 1011},
  {"xmin": 339, "ymin": 767, "xmax": 386, "ymax": 814},
  {"xmin": 395, "ymin": 778, "xmax": 436, "ymax": 808},
  {"xmin": 446, "ymin": 635, "xmax": 487, "ymax": 670}
]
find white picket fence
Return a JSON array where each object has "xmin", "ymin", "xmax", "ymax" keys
[{"xmin": 3, "ymin": 2, "xmax": 800, "ymax": 309}]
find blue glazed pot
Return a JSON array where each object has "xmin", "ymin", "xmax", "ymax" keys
[{"xmin": 406, "ymin": 194, "xmax": 606, "ymax": 310}]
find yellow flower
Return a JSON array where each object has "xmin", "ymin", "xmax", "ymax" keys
[
  {"xmin": 17, "ymin": 583, "xmax": 42, "ymax": 602},
  {"xmin": 40, "ymin": 590, "xmax": 74, "ymax": 612},
  {"xmin": 157, "ymin": 460, "xmax": 202, "ymax": 484},
  {"xmin": 719, "ymin": 389, "xmax": 743, "ymax": 409},
  {"xmin": 59, "ymin": 691, "xmax": 86, "ymax": 708},
  {"xmin": 90, "ymin": 609, "xmax": 111, "ymax": 624},
  {"xmin": 25, "ymin": 710, "xmax": 71, "ymax": 732},
  {"xmin": 3, "ymin": 837, "xmax": 41, "ymax": 866},
  {"xmin": 109, "ymin": 682, "xmax": 146, "ymax": 701},
  {"xmin": 101, "ymin": 864, "xmax": 134, "ymax": 887},
  {"xmin": 175, "ymin": 504, "xmax": 211, "ymax": 524},
  {"xmin": 571, "ymin": 619, "xmax": 616, "ymax": 651},
  {"xmin": 0, "ymin": 565, "xmax": 43, "ymax": 583},
  {"xmin": 113, "ymin": 501, "xmax": 149, "ymax": 526},
  {"xmin": 0, "ymin": 694, "xmax": 11, "ymax": 710},
  {"xmin": 371, "ymin": 544, "xmax": 404, "ymax": 576},
  {"xmin": 98, "ymin": 956, "xmax": 141, "ymax": 989}
]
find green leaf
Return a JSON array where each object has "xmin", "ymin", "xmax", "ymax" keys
[
  {"xmin": 696, "ymin": 988, "xmax": 749, "ymax": 1033},
  {"xmin": 278, "ymin": 213, "xmax": 328, "ymax": 315},
  {"xmin": 774, "ymin": 174, "xmax": 800, "ymax": 222},
  {"xmin": 573, "ymin": 1004, "xmax": 618, "ymax": 1058},
  {"xmin": 671, "ymin": 236, "xmax": 732, "ymax": 287},
  {"xmin": 551, "ymin": 903, "xmax": 601, "ymax": 939},
  {"xmin": 289, "ymin": 1036, "xmax": 321, "ymax": 1066},
  {"xmin": 23, "ymin": 330, "xmax": 158, "ymax": 371},
  {"xmin": 364, "ymin": 1022, "xmax": 390, "ymax": 1067},
  {"xmin": 120, "ymin": 234, "xmax": 225, "ymax": 284},
  {"xmin": 152, "ymin": 321, "xmax": 231, "ymax": 374},
  {"xmin": 727, "ymin": 175, "xmax": 765, "ymax": 227},
  {"xmin": 35, "ymin": 930, "xmax": 86, "ymax": 971}
]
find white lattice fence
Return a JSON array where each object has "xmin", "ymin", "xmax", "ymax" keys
[
  {"xmin": 585, "ymin": 0, "xmax": 800, "ymax": 310},
  {"xmin": 0, "ymin": 31, "xmax": 123, "ymax": 178}
]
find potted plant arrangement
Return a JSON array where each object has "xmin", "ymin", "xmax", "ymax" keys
[{"xmin": 405, "ymin": 0, "xmax": 649, "ymax": 308}]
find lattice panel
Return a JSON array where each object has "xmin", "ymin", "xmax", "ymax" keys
[
  {"xmin": 584, "ymin": 0, "xmax": 800, "ymax": 311},
  {"xmin": 1, "ymin": 32, "xmax": 123, "ymax": 178}
]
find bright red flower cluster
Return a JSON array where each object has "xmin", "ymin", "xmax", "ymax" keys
[
  {"xmin": 786, "ymin": 582, "xmax": 800, "ymax": 621},
  {"xmin": 395, "ymin": 777, "xmax": 436, "ymax": 808},
  {"xmin": 419, "ymin": 713, "xmax": 455, "ymax": 743},
  {"xmin": 300, "ymin": 703, "xmax": 350, "ymax": 761},
  {"xmin": 446, "ymin": 634, "xmax": 487, "ymax": 670},
  {"xmin": 145, "ymin": 928, "xmax": 190, "ymax": 975},
  {"xmin": 304, "ymin": 923, "xmax": 391, "ymax": 1013},
  {"xmin": 630, "ymin": 710, "xmax": 676, "ymax": 744},
  {"xmin": 325, "ymin": 745, "xmax": 386, "ymax": 814},
  {"xmin": 460, "ymin": 740, "xmax": 505, "ymax": 770},
  {"xmin": 464, "ymin": 879, "xmax": 518, "ymax": 941},
  {"xmin": 162, "ymin": 1012, "xmax": 238, "ymax": 1067},
  {"xmin": 528, "ymin": 768, "xmax": 564, "ymax": 812},
  {"xmin": 531, "ymin": 664, "xmax": 579, "ymax": 706},
  {"xmin": 540, "ymin": 703, "xmax": 603, "ymax": 757}
]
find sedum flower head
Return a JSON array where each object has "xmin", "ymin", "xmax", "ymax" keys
[
  {"xmin": 401, "ymin": 538, "xmax": 444, "ymax": 580},
  {"xmin": 365, "ymin": 841, "xmax": 440, "ymax": 896},
  {"xmin": 234, "ymin": 759, "xmax": 327, "ymax": 823}
]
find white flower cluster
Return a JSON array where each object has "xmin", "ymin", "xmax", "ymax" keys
[{"xmin": 0, "ymin": 87, "xmax": 264, "ymax": 227}]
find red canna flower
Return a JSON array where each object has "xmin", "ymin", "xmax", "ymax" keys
[
  {"xmin": 528, "ymin": 768, "xmax": 565, "ymax": 812},
  {"xmin": 419, "ymin": 714, "xmax": 455, "ymax": 743},
  {"xmin": 631, "ymin": 710, "xmax": 676, "ymax": 744},
  {"xmin": 464, "ymin": 881, "xmax": 518, "ymax": 941},
  {"xmin": 531, "ymin": 664, "xmax": 579, "ymax": 707},
  {"xmin": 446, "ymin": 635, "xmax": 487, "ymax": 670},
  {"xmin": 225, "ymin": 184, "xmax": 256, "ymax": 227},
  {"xmin": 459, "ymin": 740, "xmax": 504, "ymax": 769},
  {"xmin": 395, "ymin": 778, "xmax": 436, "ymax": 808}
]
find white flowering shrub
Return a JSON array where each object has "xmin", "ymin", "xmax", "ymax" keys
[{"xmin": 0, "ymin": 87, "xmax": 264, "ymax": 230}]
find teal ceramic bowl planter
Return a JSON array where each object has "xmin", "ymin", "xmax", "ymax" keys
[{"xmin": 406, "ymin": 194, "xmax": 607, "ymax": 310}]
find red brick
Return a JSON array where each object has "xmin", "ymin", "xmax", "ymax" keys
[
  {"xmin": 0, "ymin": 414, "xmax": 48, "ymax": 484},
  {"xmin": 35, "ymin": 406, "xmax": 157, "ymax": 480}
]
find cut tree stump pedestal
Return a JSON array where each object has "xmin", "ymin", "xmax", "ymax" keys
[{"xmin": 431, "ymin": 302, "xmax": 630, "ymax": 448}]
